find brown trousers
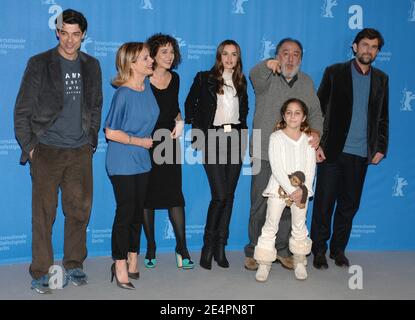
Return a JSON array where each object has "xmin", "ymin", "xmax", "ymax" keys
[{"xmin": 29, "ymin": 143, "xmax": 93, "ymax": 279}]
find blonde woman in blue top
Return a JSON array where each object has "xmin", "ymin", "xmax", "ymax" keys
[{"xmin": 105, "ymin": 42, "xmax": 159, "ymax": 290}]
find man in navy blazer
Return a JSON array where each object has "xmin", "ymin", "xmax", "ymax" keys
[{"xmin": 311, "ymin": 28, "xmax": 389, "ymax": 269}]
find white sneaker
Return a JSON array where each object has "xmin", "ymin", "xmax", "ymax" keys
[
  {"xmin": 294, "ymin": 263, "xmax": 307, "ymax": 280},
  {"xmin": 255, "ymin": 264, "xmax": 271, "ymax": 282}
]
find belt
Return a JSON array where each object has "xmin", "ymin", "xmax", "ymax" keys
[{"xmin": 211, "ymin": 123, "xmax": 241, "ymax": 131}]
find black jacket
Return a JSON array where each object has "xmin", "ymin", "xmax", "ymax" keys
[
  {"xmin": 318, "ymin": 60, "xmax": 389, "ymax": 163},
  {"xmin": 184, "ymin": 70, "xmax": 248, "ymax": 132},
  {"xmin": 14, "ymin": 47, "xmax": 103, "ymax": 164}
]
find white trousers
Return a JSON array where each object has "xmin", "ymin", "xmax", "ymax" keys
[{"xmin": 254, "ymin": 197, "xmax": 312, "ymax": 264}]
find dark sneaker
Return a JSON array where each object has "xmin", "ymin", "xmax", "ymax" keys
[
  {"xmin": 65, "ymin": 268, "xmax": 88, "ymax": 286},
  {"xmin": 31, "ymin": 275, "xmax": 52, "ymax": 294},
  {"xmin": 329, "ymin": 252, "xmax": 350, "ymax": 268},
  {"xmin": 313, "ymin": 252, "xmax": 329, "ymax": 269}
]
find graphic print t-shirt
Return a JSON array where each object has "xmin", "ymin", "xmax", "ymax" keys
[{"xmin": 39, "ymin": 55, "xmax": 88, "ymax": 148}]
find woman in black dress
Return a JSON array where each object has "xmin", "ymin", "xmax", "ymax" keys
[
  {"xmin": 185, "ymin": 40, "xmax": 248, "ymax": 269},
  {"xmin": 143, "ymin": 33, "xmax": 194, "ymax": 269}
]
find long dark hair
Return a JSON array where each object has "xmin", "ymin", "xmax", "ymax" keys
[
  {"xmin": 275, "ymin": 98, "xmax": 311, "ymax": 134},
  {"xmin": 212, "ymin": 39, "xmax": 246, "ymax": 95}
]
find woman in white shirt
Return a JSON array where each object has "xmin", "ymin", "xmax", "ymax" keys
[
  {"xmin": 254, "ymin": 98, "xmax": 316, "ymax": 281},
  {"xmin": 185, "ymin": 40, "xmax": 249, "ymax": 270}
]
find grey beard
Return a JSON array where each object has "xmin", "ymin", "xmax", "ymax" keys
[{"xmin": 281, "ymin": 65, "xmax": 300, "ymax": 80}]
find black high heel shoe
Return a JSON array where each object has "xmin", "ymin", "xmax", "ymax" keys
[
  {"xmin": 111, "ymin": 263, "xmax": 135, "ymax": 290},
  {"xmin": 199, "ymin": 246, "xmax": 214, "ymax": 270},
  {"xmin": 214, "ymin": 245, "xmax": 229, "ymax": 268},
  {"xmin": 126, "ymin": 263, "xmax": 140, "ymax": 280},
  {"xmin": 128, "ymin": 271, "xmax": 140, "ymax": 280}
]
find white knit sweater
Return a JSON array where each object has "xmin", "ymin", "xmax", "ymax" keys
[{"xmin": 263, "ymin": 130, "xmax": 316, "ymax": 198}]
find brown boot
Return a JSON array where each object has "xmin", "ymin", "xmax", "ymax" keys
[
  {"xmin": 275, "ymin": 255, "xmax": 294, "ymax": 270},
  {"xmin": 244, "ymin": 257, "xmax": 258, "ymax": 271}
]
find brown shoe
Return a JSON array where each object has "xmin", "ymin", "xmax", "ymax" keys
[
  {"xmin": 244, "ymin": 257, "xmax": 258, "ymax": 271},
  {"xmin": 275, "ymin": 255, "xmax": 294, "ymax": 270}
]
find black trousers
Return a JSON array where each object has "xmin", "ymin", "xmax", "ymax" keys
[
  {"xmin": 202, "ymin": 128, "xmax": 245, "ymax": 246},
  {"xmin": 109, "ymin": 173, "xmax": 149, "ymax": 260},
  {"xmin": 311, "ymin": 152, "xmax": 368, "ymax": 255}
]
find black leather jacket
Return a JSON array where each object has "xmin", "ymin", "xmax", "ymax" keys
[{"xmin": 184, "ymin": 70, "xmax": 248, "ymax": 132}]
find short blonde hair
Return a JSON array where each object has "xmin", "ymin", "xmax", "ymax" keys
[{"xmin": 112, "ymin": 42, "xmax": 148, "ymax": 87}]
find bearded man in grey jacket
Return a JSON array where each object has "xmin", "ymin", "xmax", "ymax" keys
[{"xmin": 244, "ymin": 38, "xmax": 323, "ymax": 271}]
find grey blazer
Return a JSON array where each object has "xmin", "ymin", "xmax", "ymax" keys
[{"xmin": 14, "ymin": 46, "xmax": 103, "ymax": 164}]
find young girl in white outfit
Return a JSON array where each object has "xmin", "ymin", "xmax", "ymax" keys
[{"xmin": 254, "ymin": 98, "xmax": 316, "ymax": 281}]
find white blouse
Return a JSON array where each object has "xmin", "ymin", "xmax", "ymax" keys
[
  {"xmin": 263, "ymin": 130, "xmax": 316, "ymax": 198},
  {"xmin": 213, "ymin": 70, "xmax": 240, "ymax": 126}
]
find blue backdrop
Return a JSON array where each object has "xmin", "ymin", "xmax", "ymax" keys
[{"xmin": 1, "ymin": 0, "xmax": 414, "ymax": 264}]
